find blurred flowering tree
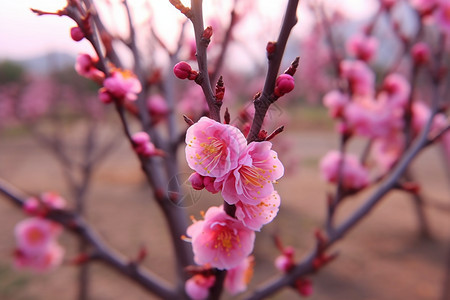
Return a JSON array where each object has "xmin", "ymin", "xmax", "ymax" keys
[{"xmin": 0, "ymin": 0, "xmax": 449, "ymax": 299}]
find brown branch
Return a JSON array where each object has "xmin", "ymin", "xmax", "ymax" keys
[
  {"xmin": 247, "ymin": 64, "xmax": 443, "ymax": 300},
  {"xmin": 0, "ymin": 179, "xmax": 178, "ymax": 299},
  {"xmin": 246, "ymin": 0, "xmax": 300, "ymax": 143},
  {"xmin": 190, "ymin": 0, "xmax": 221, "ymax": 122}
]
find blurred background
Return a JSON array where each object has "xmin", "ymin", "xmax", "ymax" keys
[{"xmin": 0, "ymin": 0, "xmax": 449, "ymax": 299}]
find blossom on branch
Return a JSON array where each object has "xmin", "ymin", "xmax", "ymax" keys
[
  {"xmin": 224, "ymin": 256, "xmax": 254, "ymax": 295},
  {"xmin": 75, "ymin": 53, "xmax": 104, "ymax": 82},
  {"xmin": 185, "ymin": 117, "xmax": 247, "ymax": 177},
  {"xmin": 346, "ymin": 34, "xmax": 378, "ymax": 62},
  {"xmin": 13, "ymin": 217, "xmax": 64, "ymax": 272},
  {"xmin": 131, "ymin": 132, "xmax": 161, "ymax": 157},
  {"xmin": 185, "ymin": 274, "xmax": 215, "ymax": 300},
  {"xmin": 234, "ymin": 191, "xmax": 281, "ymax": 231},
  {"xmin": 217, "ymin": 141, "xmax": 284, "ymax": 206},
  {"xmin": 320, "ymin": 151, "xmax": 370, "ymax": 190},
  {"xmin": 340, "ymin": 60, "xmax": 375, "ymax": 97},
  {"xmin": 186, "ymin": 206, "xmax": 255, "ymax": 270},
  {"xmin": 99, "ymin": 69, "xmax": 142, "ymax": 103}
]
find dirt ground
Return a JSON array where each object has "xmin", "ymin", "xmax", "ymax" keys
[{"xmin": 0, "ymin": 121, "xmax": 449, "ymax": 300}]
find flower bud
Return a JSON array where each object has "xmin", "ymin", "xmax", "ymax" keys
[
  {"xmin": 70, "ymin": 26, "xmax": 85, "ymax": 41},
  {"xmin": 98, "ymin": 88, "xmax": 112, "ymax": 104},
  {"xmin": 411, "ymin": 42, "xmax": 430, "ymax": 65},
  {"xmin": 266, "ymin": 41, "xmax": 276, "ymax": 56},
  {"xmin": 132, "ymin": 131, "xmax": 150, "ymax": 145},
  {"xmin": 189, "ymin": 172, "xmax": 205, "ymax": 190},
  {"xmin": 203, "ymin": 176, "xmax": 220, "ymax": 194},
  {"xmin": 295, "ymin": 278, "xmax": 313, "ymax": 297},
  {"xmin": 23, "ymin": 197, "xmax": 40, "ymax": 215},
  {"xmin": 274, "ymin": 74, "xmax": 295, "ymax": 97},
  {"xmin": 202, "ymin": 26, "xmax": 213, "ymax": 40},
  {"xmin": 173, "ymin": 61, "xmax": 193, "ymax": 79}
]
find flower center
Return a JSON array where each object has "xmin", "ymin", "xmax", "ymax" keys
[
  {"xmin": 26, "ymin": 228, "xmax": 45, "ymax": 245},
  {"xmin": 199, "ymin": 137, "xmax": 226, "ymax": 173},
  {"xmin": 240, "ymin": 166, "xmax": 264, "ymax": 188}
]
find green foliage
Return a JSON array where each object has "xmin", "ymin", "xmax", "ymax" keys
[{"xmin": 0, "ymin": 61, "xmax": 26, "ymax": 84}]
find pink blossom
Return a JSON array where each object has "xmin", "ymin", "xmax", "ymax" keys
[
  {"xmin": 274, "ymin": 74, "xmax": 295, "ymax": 97},
  {"xmin": 147, "ymin": 95, "xmax": 169, "ymax": 122},
  {"xmin": 186, "ymin": 206, "xmax": 255, "ymax": 270},
  {"xmin": 102, "ymin": 70, "xmax": 142, "ymax": 102},
  {"xmin": 346, "ymin": 34, "xmax": 379, "ymax": 62},
  {"xmin": 340, "ymin": 60, "xmax": 375, "ymax": 96},
  {"xmin": 380, "ymin": 0, "xmax": 397, "ymax": 9},
  {"xmin": 344, "ymin": 96, "xmax": 404, "ymax": 139},
  {"xmin": 411, "ymin": 101, "xmax": 448, "ymax": 136},
  {"xmin": 132, "ymin": 132, "xmax": 159, "ymax": 157},
  {"xmin": 372, "ymin": 134, "xmax": 404, "ymax": 172},
  {"xmin": 217, "ymin": 141, "xmax": 284, "ymax": 206},
  {"xmin": 295, "ymin": 278, "xmax": 314, "ymax": 297},
  {"xmin": 409, "ymin": 0, "xmax": 438, "ymax": 15},
  {"xmin": 235, "ymin": 191, "xmax": 281, "ymax": 231},
  {"xmin": 381, "ymin": 73, "xmax": 411, "ymax": 108},
  {"xmin": 275, "ymin": 246, "xmax": 295, "ymax": 272},
  {"xmin": 75, "ymin": 54, "xmax": 104, "ymax": 82},
  {"xmin": 185, "ymin": 117, "xmax": 247, "ymax": 177},
  {"xmin": 224, "ymin": 256, "xmax": 254, "ymax": 295},
  {"xmin": 23, "ymin": 197, "xmax": 40, "ymax": 215},
  {"xmin": 41, "ymin": 192, "xmax": 66, "ymax": 210},
  {"xmin": 323, "ymin": 90, "xmax": 349, "ymax": 118},
  {"xmin": 17, "ymin": 78, "xmax": 53, "ymax": 120},
  {"xmin": 411, "ymin": 42, "xmax": 431, "ymax": 64},
  {"xmin": 14, "ymin": 218, "xmax": 61, "ymax": 256},
  {"xmin": 185, "ymin": 274, "xmax": 215, "ymax": 300},
  {"xmin": 14, "ymin": 243, "xmax": 64, "ymax": 272},
  {"xmin": 319, "ymin": 151, "xmax": 370, "ymax": 190},
  {"xmin": 435, "ymin": 1, "xmax": 450, "ymax": 33}
]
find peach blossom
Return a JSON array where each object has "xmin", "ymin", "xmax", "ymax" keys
[
  {"xmin": 217, "ymin": 141, "xmax": 284, "ymax": 206},
  {"xmin": 235, "ymin": 191, "xmax": 281, "ymax": 231},
  {"xmin": 185, "ymin": 274, "xmax": 215, "ymax": 300},
  {"xmin": 187, "ymin": 206, "xmax": 255, "ymax": 270},
  {"xmin": 320, "ymin": 151, "xmax": 370, "ymax": 190},
  {"xmin": 224, "ymin": 256, "xmax": 254, "ymax": 295},
  {"xmin": 185, "ymin": 117, "xmax": 247, "ymax": 177}
]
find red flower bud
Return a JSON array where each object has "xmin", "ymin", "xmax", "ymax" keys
[
  {"xmin": 295, "ymin": 278, "xmax": 313, "ymax": 297},
  {"xmin": 411, "ymin": 42, "xmax": 430, "ymax": 65},
  {"xmin": 70, "ymin": 26, "xmax": 85, "ymax": 42},
  {"xmin": 202, "ymin": 26, "xmax": 213, "ymax": 40},
  {"xmin": 189, "ymin": 172, "xmax": 205, "ymax": 190},
  {"xmin": 173, "ymin": 61, "xmax": 192, "ymax": 79},
  {"xmin": 266, "ymin": 41, "xmax": 276, "ymax": 56},
  {"xmin": 274, "ymin": 74, "xmax": 295, "ymax": 97}
]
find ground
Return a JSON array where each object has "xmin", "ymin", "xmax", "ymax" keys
[{"xmin": 0, "ymin": 115, "xmax": 449, "ymax": 300}]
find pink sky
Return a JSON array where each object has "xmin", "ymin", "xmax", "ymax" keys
[{"xmin": 0, "ymin": 0, "xmax": 377, "ymax": 60}]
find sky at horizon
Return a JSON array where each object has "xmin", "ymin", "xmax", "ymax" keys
[{"xmin": 0, "ymin": 0, "xmax": 377, "ymax": 61}]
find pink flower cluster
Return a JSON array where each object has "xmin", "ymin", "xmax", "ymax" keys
[
  {"xmin": 13, "ymin": 217, "xmax": 64, "ymax": 272},
  {"xmin": 185, "ymin": 256, "xmax": 254, "ymax": 299},
  {"xmin": 184, "ymin": 117, "xmax": 285, "ymax": 295},
  {"xmin": 319, "ymin": 151, "xmax": 370, "ymax": 190},
  {"xmin": 131, "ymin": 131, "xmax": 162, "ymax": 157},
  {"xmin": 98, "ymin": 69, "xmax": 142, "ymax": 104},
  {"xmin": 13, "ymin": 193, "xmax": 67, "ymax": 272},
  {"xmin": 75, "ymin": 53, "xmax": 105, "ymax": 83}
]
